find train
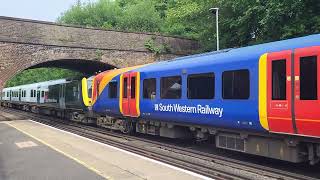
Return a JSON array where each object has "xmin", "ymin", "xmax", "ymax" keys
[{"xmin": 1, "ymin": 34, "xmax": 320, "ymax": 165}]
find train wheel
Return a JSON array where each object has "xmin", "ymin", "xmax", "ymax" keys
[{"xmin": 121, "ymin": 120, "xmax": 135, "ymax": 135}]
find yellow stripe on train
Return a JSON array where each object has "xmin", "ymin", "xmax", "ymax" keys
[{"xmin": 258, "ymin": 53, "xmax": 269, "ymax": 130}]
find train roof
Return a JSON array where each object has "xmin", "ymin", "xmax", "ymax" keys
[
  {"xmin": 3, "ymin": 79, "xmax": 67, "ymax": 90},
  {"xmin": 138, "ymin": 33, "xmax": 320, "ymax": 73}
]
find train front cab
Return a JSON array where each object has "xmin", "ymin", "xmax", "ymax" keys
[{"xmin": 260, "ymin": 46, "xmax": 320, "ymax": 164}]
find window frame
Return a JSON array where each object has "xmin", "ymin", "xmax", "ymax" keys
[
  {"xmin": 143, "ymin": 78, "xmax": 157, "ymax": 99},
  {"xmin": 187, "ymin": 72, "xmax": 215, "ymax": 100},
  {"xmin": 108, "ymin": 81, "xmax": 118, "ymax": 99},
  {"xmin": 123, "ymin": 77, "xmax": 128, "ymax": 98},
  {"xmin": 271, "ymin": 59, "xmax": 287, "ymax": 100},
  {"xmin": 222, "ymin": 69, "xmax": 250, "ymax": 100},
  {"xmin": 299, "ymin": 55, "xmax": 318, "ymax": 100},
  {"xmin": 131, "ymin": 77, "xmax": 136, "ymax": 99},
  {"xmin": 160, "ymin": 75, "xmax": 182, "ymax": 99}
]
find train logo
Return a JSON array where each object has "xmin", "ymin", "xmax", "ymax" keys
[{"xmin": 154, "ymin": 103, "xmax": 224, "ymax": 117}]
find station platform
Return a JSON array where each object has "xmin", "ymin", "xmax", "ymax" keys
[{"xmin": 0, "ymin": 115, "xmax": 209, "ymax": 179}]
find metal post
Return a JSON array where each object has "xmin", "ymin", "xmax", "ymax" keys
[
  {"xmin": 210, "ymin": 8, "xmax": 219, "ymax": 51},
  {"xmin": 215, "ymin": 8, "xmax": 219, "ymax": 51}
]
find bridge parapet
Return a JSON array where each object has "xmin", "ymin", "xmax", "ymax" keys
[
  {"xmin": 0, "ymin": 16, "xmax": 199, "ymax": 89},
  {"xmin": 0, "ymin": 16, "xmax": 198, "ymax": 55}
]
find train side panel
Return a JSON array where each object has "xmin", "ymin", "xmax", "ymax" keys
[{"xmin": 138, "ymin": 57, "xmax": 264, "ymax": 132}]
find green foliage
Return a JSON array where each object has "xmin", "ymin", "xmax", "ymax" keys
[
  {"xmin": 58, "ymin": 0, "xmax": 163, "ymax": 32},
  {"xmin": 212, "ymin": 0, "xmax": 320, "ymax": 48},
  {"xmin": 5, "ymin": 68, "xmax": 84, "ymax": 87},
  {"xmin": 144, "ymin": 36, "xmax": 171, "ymax": 54},
  {"xmin": 58, "ymin": 0, "xmax": 319, "ymax": 51},
  {"xmin": 117, "ymin": 1, "xmax": 163, "ymax": 32},
  {"xmin": 162, "ymin": 0, "xmax": 216, "ymax": 51},
  {"xmin": 57, "ymin": 0, "xmax": 121, "ymax": 28},
  {"xmin": 95, "ymin": 49, "xmax": 103, "ymax": 60}
]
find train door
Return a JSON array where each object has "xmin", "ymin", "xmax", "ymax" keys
[
  {"xmin": 121, "ymin": 72, "xmax": 140, "ymax": 117},
  {"xmin": 37, "ymin": 90, "xmax": 40, "ymax": 104},
  {"xmin": 59, "ymin": 84, "xmax": 66, "ymax": 109},
  {"xmin": 19, "ymin": 89, "xmax": 21, "ymax": 102},
  {"xmin": 267, "ymin": 50, "xmax": 295, "ymax": 134},
  {"xmin": 9, "ymin": 90, "xmax": 12, "ymax": 101},
  {"xmin": 294, "ymin": 46, "xmax": 320, "ymax": 137}
]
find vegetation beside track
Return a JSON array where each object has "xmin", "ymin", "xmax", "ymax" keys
[{"xmin": 58, "ymin": 0, "xmax": 320, "ymax": 52}]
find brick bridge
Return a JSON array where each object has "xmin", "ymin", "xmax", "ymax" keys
[{"xmin": 0, "ymin": 16, "xmax": 199, "ymax": 89}]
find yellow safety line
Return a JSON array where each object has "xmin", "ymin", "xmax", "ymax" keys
[
  {"xmin": 6, "ymin": 122, "xmax": 111, "ymax": 180},
  {"xmin": 268, "ymin": 117, "xmax": 320, "ymax": 122},
  {"xmin": 268, "ymin": 117, "xmax": 292, "ymax": 120},
  {"xmin": 296, "ymin": 118, "xmax": 320, "ymax": 122}
]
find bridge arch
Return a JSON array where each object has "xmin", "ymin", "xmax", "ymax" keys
[
  {"xmin": 27, "ymin": 59, "xmax": 116, "ymax": 76},
  {"xmin": 0, "ymin": 16, "xmax": 199, "ymax": 89}
]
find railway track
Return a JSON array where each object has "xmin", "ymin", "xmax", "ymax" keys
[{"xmin": 1, "ymin": 107, "xmax": 319, "ymax": 180}]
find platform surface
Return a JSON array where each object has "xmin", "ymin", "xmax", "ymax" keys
[
  {"xmin": 0, "ymin": 114, "xmax": 209, "ymax": 180},
  {"xmin": 0, "ymin": 122, "xmax": 104, "ymax": 180}
]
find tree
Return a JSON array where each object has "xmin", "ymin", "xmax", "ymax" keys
[
  {"xmin": 5, "ymin": 68, "xmax": 84, "ymax": 87},
  {"xmin": 117, "ymin": 0, "xmax": 163, "ymax": 32},
  {"xmin": 57, "ymin": 0, "xmax": 121, "ymax": 28},
  {"xmin": 57, "ymin": 0, "xmax": 320, "ymax": 51}
]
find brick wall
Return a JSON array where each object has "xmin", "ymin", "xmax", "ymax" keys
[{"xmin": 0, "ymin": 16, "xmax": 199, "ymax": 89}]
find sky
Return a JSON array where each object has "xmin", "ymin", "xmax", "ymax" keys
[{"xmin": 0, "ymin": 0, "xmax": 96, "ymax": 22}]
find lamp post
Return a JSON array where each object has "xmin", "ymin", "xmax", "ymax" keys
[{"xmin": 209, "ymin": 8, "xmax": 219, "ymax": 51}]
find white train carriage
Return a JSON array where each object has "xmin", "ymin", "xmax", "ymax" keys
[{"xmin": 1, "ymin": 79, "xmax": 67, "ymax": 105}]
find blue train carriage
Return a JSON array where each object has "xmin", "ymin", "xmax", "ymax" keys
[{"xmin": 85, "ymin": 34, "xmax": 320, "ymax": 163}]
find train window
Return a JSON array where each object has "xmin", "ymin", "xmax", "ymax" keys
[
  {"xmin": 188, "ymin": 73, "xmax": 215, "ymax": 99},
  {"xmin": 300, "ymin": 56, "xmax": 318, "ymax": 100},
  {"xmin": 143, "ymin": 78, "xmax": 156, "ymax": 99},
  {"xmin": 41, "ymin": 91, "xmax": 45, "ymax": 98},
  {"xmin": 272, "ymin": 60, "xmax": 286, "ymax": 100},
  {"xmin": 123, "ymin": 77, "xmax": 128, "ymax": 98},
  {"xmin": 161, "ymin": 76, "xmax": 182, "ymax": 99},
  {"xmin": 88, "ymin": 86, "xmax": 93, "ymax": 99},
  {"xmin": 87, "ymin": 79, "xmax": 93, "ymax": 99},
  {"xmin": 131, "ymin": 77, "xmax": 136, "ymax": 99},
  {"xmin": 30, "ymin": 90, "xmax": 33, "ymax": 97},
  {"xmin": 223, "ymin": 69, "xmax": 250, "ymax": 99},
  {"xmin": 108, "ymin": 82, "xmax": 118, "ymax": 99}
]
